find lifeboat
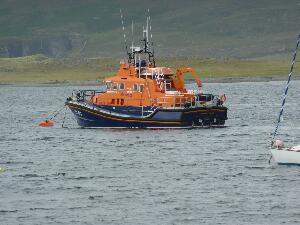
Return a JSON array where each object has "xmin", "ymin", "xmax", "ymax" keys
[{"xmin": 65, "ymin": 19, "xmax": 228, "ymax": 128}]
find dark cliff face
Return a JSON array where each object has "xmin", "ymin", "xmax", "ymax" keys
[{"xmin": 0, "ymin": 35, "xmax": 85, "ymax": 58}]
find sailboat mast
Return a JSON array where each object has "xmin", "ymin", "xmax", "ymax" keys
[{"xmin": 272, "ymin": 33, "xmax": 300, "ymax": 142}]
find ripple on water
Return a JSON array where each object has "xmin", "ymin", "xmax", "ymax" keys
[{"xmin": 1, "ymin": 83, "xmax": 300, "ymax": 225}]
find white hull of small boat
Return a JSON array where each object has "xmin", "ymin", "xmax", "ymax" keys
[{"xmin": 270, "ymin": 148, "xmax": 300, "ymax": 165}]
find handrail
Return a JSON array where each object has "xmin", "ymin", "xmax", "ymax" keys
[
  {"xmin": 70, "ymin": 89, "xmax": 220, "ymax": 108},
  {"xmin": 72, "ymin": 90, "xmax": 105, "ymax": 102},
  {"xmin": 154, "ymin": 95, "xmax": 197, "ymax": 108},
  {"xmin": 153, "ymin": 94, "xmax": 219, "ymax": 108}
]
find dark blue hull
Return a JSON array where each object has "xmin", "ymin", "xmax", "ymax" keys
[
  {"xmin": 277, "ymin": 163, "xmax": 300, "ymax": 166},
  {"xmin": 66, "ymin": 102, "xmax": 227, "ymax": 128}
]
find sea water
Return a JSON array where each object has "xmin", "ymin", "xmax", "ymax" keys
[{"xmin": 0, "ymin": 81, "xmax": 300, "ymax": 225}]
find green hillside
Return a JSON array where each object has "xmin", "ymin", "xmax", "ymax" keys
[
  {"xmin": 0, "ymin": 55, "xmax": 298, "ymax": 83},
  {"xmin": 0, "ymin": 0, "xmax": 300, "ymax": 58}
]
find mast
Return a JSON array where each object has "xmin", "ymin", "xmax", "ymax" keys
[
  {"xmin": 122, "ymin": 11, "xmax": 156, "ymax": 67},
  {"xmin": 271, "ymin": 33, "xmax": 300, "ymax": 143}
]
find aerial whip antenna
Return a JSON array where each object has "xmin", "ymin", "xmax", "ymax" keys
[
  {"xmin": 145, "ymin": 8, "xmax": 155, "ymax": 66},
  {"xmin": 119, "ymin": 9, "xmax": 129, "ymax": 55},
  {"xmin": 131, "ymin": 20, "xmax": 134, "ymax": 54},
  {"xmin": 142, "ymin": 9, "xmax": 151, "ymax": 51},
  {"xmin": 148, "ymin": 9, "xmax": 155, "ymax": 58},
  {"xmin": 271, "ymin": 33, "xmax": 300, "ymax": 145},
  {"xmin": 147, "ymin": 9, "xmax": 153, "ymax": 43}
]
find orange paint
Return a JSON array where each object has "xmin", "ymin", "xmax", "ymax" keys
[
  {"xmin": 92, "ymin": 63, "xmax": 203, "ymax": 108},
  {"xmin": 39, "ymin": 120, "xmax": 54, "ymax": 127}
]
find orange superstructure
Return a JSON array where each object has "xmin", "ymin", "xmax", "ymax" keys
[{"xmin": 92, "ymin": 62, "xmax": 203, "ymax": 108}]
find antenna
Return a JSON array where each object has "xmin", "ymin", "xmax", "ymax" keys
[
  {"xmin": 145, "ymin": 8, "xmax": 154, "ymax": 55},
  {"xmin": 131, "ymin": 20, "xmax": 134, "ymax": 54},
  {"xmin": 118, "ymin": 9, "xmax": 156, "ymax": 67},
  {"xmin": 147, "ymin": 8, "xmax": 153, "ymax": 42},
  {"xmin": 146, "ymin": 16, "xmax": 149, "ymax": 44},
  {"xmin": 146, "ymin": 8, "xmax": 155, "ymax": 66},
  {"xmin": 119, "ymin": 9, "xmax": 128, "ymax": 54},
  {"xmin": 142, "ymin": 15, "xmax": 149, "ymax": 51}
]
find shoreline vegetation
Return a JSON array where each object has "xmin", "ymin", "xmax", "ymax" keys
[{"xmin": 0, "ymin": 55, "xmax": 298, "ymax": 86}]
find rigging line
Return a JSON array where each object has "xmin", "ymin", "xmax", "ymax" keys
[{"xmin": 271, "ymin": 33, "xmax": 300, "ymax": 143}]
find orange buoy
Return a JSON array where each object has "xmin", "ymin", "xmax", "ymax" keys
[{"xmin": 39, "ymin": 120, "xmax": 54, "ymax": 127}]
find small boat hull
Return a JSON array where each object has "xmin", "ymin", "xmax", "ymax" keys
[
  {"xmin": 270, "ymin": 149, "xmax": 300, "ymax": 165},
  {"xmin": 66, "ymin": 101, "xmax": 227, "ymax": 128}
]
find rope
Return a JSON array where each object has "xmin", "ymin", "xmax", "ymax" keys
[
  {"xmin": 61, "ymin": 106, "xmax": 67, "ymax": 128},
  {"xmin": 271, "ymin": 33, "xmax": 300, "ymax": 144},
  {"xmin": 60, "ymin": 106, "xmax": 78, "ymax": 129},
  {"xmin": 49, "ymin": 105, "xmax": 66, "ymax": 121}
]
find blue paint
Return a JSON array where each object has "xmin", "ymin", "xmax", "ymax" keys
[
  {"xmin": 97, "ymin": 105, "xmax": 155, "ymax": 117},
  {"xmin": 151, "ymin": 111, "xmax": 182, "ymax": 120},
  {"xmin": 277, "ymin": 163, "xmax": 300, "ymax": 166},
  {"xmin": 67, "ymin": 103, "xmax": 227, "ymax": 128}
]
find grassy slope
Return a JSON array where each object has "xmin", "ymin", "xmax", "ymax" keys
[
  {"xmin": 0, "ymin": 0, "xmax": 300, "ymax": 58},
  {"xmin": 0, "ymin": 55, "xmax": 298, "ymax": 82},
  {"xmin": 1, "ymin": 1, "xmax": 300, "ymax": 82}
]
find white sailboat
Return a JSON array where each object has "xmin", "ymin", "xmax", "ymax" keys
[
  {"xmin": 271, "ymin": 141, "xmax": 300, "ymax": 165},
  {"xmin": 270, "ymin": 149, "xmax": 300, "ymax": 165},
  {"xmin": 270, "ymin": 33, "xmax": 300, "ymax": 165}
]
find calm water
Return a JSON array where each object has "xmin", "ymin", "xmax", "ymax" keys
[{"xmin": 0, "ymin": 81, "xmax": 300, "ymax": 225}]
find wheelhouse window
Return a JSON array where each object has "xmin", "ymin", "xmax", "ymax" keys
[
  {"xmin": 134, "ymin": 83, "xmax": 138, "ymax": 92},
  {"xmin": 113, "ymin": 82, "xmax": 118, "ymax": 90},
  {"xmin": 140, "ymin": 84, "xmax": 144, "ymax": 92},
  {"xmin": 106, "ymin": 81, "xmax": 112, "ymax": 90},
  {"xmin": 119, "ymin": 83, "xmax": 125, "ymax": 90}
]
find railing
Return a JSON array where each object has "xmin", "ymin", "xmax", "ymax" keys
[
  {"xmin": 154, "ymin": 96, "xmax": 197, "ymax": 108},
  {"xmin": 71, "ymin": 90, "xmax": 105, "ymax": 102},
  {"xmin": 195, "ymin": 94, "xmax": 215, "ymax": 102},
  {"xmin": 154, "ymin": 94, "xmax": 220, "ymax": 108},
  {"xmin": 69, "ymin": 89, "xmax": 221, "ymax": 109}
]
